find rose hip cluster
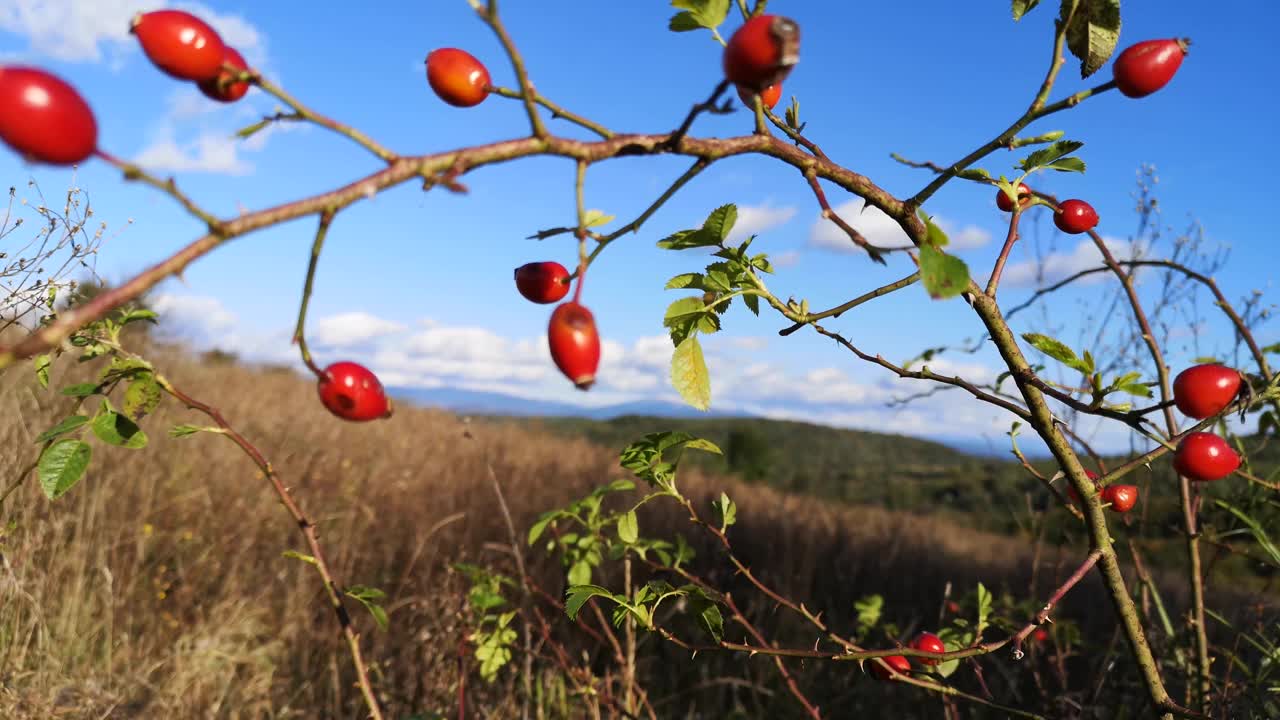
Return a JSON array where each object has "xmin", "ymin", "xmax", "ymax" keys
[{"xmin": 993, "ymin": 38, "xmax": 1189, "ymax": 236}]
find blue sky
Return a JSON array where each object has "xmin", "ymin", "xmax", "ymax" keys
[{"xmin": 1, "ymin": 1, "xmax": 1276, "ymax": 454}]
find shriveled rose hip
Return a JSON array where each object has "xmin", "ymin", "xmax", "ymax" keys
[
  {"xmin": 723, "ymin": 15, "xmax": 800, "ymax": 92},
  {"xmin": 426, "ymin": 48, "xmax": 491, "ymax": 108},
  {"xmin": 131, "ymin": 10, "xmax": 227, "ymax": 82},
  {"xmin": 317, "ymin": 361, "xmax": 393, "ymax": 422},
  {"xmin": 1112, "ymin": 39, "xmax": 1189, "ymax": 98},
  {"xmin": 0, "ymin": 66, "xmax": 97, "ymax": 165},
  {"xmin": 198, "ymin": 45, "xmax": 251, "ymax": 103},
  {"xmin": 548, "ymin": 302, "xmax": 601, "ymax": 390}
]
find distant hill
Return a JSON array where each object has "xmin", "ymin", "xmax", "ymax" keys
[{"xmin": 386, "ymin": 385, "xmax": 749, "ymax": 421}]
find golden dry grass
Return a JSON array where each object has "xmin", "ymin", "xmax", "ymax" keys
[{"xmin": 0, "ymin": 339, "xmax": 1248, "ymax": 719}]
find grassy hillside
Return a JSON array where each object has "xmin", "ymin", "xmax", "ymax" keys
[{"xmin": 0, "ymin": 342, "xmax": 1274, "ymax": 718}]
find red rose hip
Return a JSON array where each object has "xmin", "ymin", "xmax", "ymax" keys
[
  {"xmin": 996, "ymin": 182, "xmax": 1032, "ymax": 212},
  {"xmin": 1101, "ymin": 484, "xmax": 1139, "ymax": 513},
  {"xmin": 426, "ymin": 48, "xmax": 491, "ymax": 108},
  {"xmin": 130, "ymin": 10, "xmax": 227, "ymax": 82},
  {"xmin": 1112, "ymin": 39, "xmax": 1189, "ymax": 98},
  {"xmin": 317, "ymin": 361, "xmax": 393, "ymax": 422},
  {"xmin": 1173, "ymin": 432, "xmax": 1240, "ymax": 483},
  {"xmin": 198, "ymin": 45, "xmax": 251, "ymax": 103},
  {"xmin": 548, "ymin": 302, "xmax": 601, "ymax": 390},
  {"xmin": 515, "ymin": 261, "xmax": 571, "ymax": 304},
  {"xmin": 870, "ymin": 654, "xmax": 911, "ymax": 681},
  {"xmin": 737, "ymin": 83, "xmax": 782, "ymax": 110},
  {"xmin": 910, "ymin": 632, "xmax": 946, "ymax": 666},
  {"xmin": 723, "ymin": 15, "xmax": 800, "ymax": 92},
  {"xmin": 1067, "ymin": 470, "xmax": 1099, "ymax": 504},
  {"xmin": 1054, "ymin": 199, "xmax": 1099, "ymax": 235},
  {"xmin": 0, "ymin": 66, "xmax": 97, "ymax": 165},
  {"xmin": 1172, "ymin": 364, "xmax": 1242, "ymax": 419}
]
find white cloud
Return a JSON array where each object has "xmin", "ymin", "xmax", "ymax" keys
[
  {"xmin": 772, "ymin": 250, "xmax": 800, "ymax": 268},
  {"xmin": 133, "ymin": 127, "xmax": 253, "ymax": 175},
  {"xmin": 809, "ymin": 199, "xmax": 992, "ymax": 253},
  {"xmin": 1000, "ymin": 236, "xmax": 1138, "ymax": 288},
  {"xmin": 0, "ymin": 1, "xmax": 266, "ymax": 66},
  {"xmin": 726, "ymin": 202, "xmax": 797, "ymax": 245},
  {"xmin": 150, "ymin": 292, "xmax": 237, "ymax": 335},
  {"xmin": 313, "ymin": 311, "xmax": 407, "ymax": 348}
]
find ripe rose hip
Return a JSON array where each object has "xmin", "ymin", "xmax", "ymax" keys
[
  {"xmin": 198, "ymin": 45, "xmax": 250, "ymax": 103},
  {"xmin": 317, "ymin": 361, "xmax": 393, "ymax": 422},
  {"xmin": 723, "ymin": 15, "xmax": 800, "ymax": 92},
  {"xmin": 1032, "ymin": 628, "xmax": 1049, "ymax": 643},
  {"xmin": 1053, "ymin": 199, "xmax": 1099, "ymax": 235},
  {"xmin": 0, "ymin": 66, "xmax": 97, "ymax": 165},
  {"xmin": 1112, "ymin": 39, "xmax": 1189, "ymax": 98},
  {"xmin": 548, "ymin": 302, "xmax": 601, "ymax": 390},
  {"xmin": 1173, "ymin": 432, "xmax": 1240, "ymax": 483},
  {"xmin": 910, "ymin": 632, "xmax": 946, "ymax": 666},
  {"xmin": 425, "ymin": 48, "xmax": 491, "ymax": 108},
  {"xmin": 1172, "ymin": 364, "xmax": 1242, "ymax": 420},
  {"xmin": 1067, "ymin": 470, "xmax": 1100, "ymax": 504},
  {"xmin": 130, "ymin": 10, "xmax": 227, "ymax": 82},
  {"xmin": 1101, "ymin": 484, "xmax": 1139, "ymax": 513},
  {"xmin": 996, "ymin": 182, "xmax": 1032, "ymax": 212},
  {"xmin": 515, "ymin": 261, "xmax": 571, "ymax": 304},
  {"xmin": 870, "ymin": 654, "xmax": 911, "ymax": 681},
  {"xmin": 736, "ymin": 83, "xmax": 782, "ymax": 110}
]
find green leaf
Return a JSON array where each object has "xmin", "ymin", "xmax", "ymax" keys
[
  {"xmin": 687, "ymin": 588, "xmax": 724, "ymax": 643},
  {"xmin": 671, "ymin": 335, "xmax": 711, "ymax": 411},
  {"xmin": 1215, "ymin": 500, "xmax": 1280, "ymax": 567},
  {"xmin": 743, "ymin": 293, "xmax": 761, "ymax": 315},
  {"xmin": 656, "ymin": 228, "xmax": 719, "ymax": 250},
  {"xmin": 91, "ymin": 401, "xmax": 148, "ymax": 450},
  {"xmin": 34, "ymin": 415, "xmax": 90, "ymax": 444},
  {"xmin": 1012, "ymin": 0, "xmax": 1042, "ymax": 21},
  {"xmin": 664, "ymin": 296, "xmax": 707, "ymax": 324},
  {"xmin": 918, "ymin": 210, "xmax": 950, "ymax": 248},
  {"xmin": 33, "ymin": 354, "xmax": 52, "ymax": 389},
  {"xmin": 617, "ymin": 510, "xmax": 639, "ymax": 544},
  {"xmin": 1042, "ymin": 157, "xmax": 1087, "ymax": 173},
  {"xmin": 168, "ymin": 424, "xmax": 207, "ymax": 439},
  {"xmin": 568, "ymin": 560, "xmax": 592, "ymax": 587},
  {"xmin": 976, "ymin": 582, "xmax": 993, "ymax": 637},
  {"xmin": 565, "ymin": 584, "xmax": 616, "ymax": 620},
  {"xmin": 60, "ymin": 382, "xmax": 100, "ymax": 397},
  {"xmin": 123, "ymin": 374, "xmax": 163, "ymax": 420},
  {"xmin": 1021, "ymin": 333, "xmax": 1092, "ymax": 374},
  {"xmin": 1117, "ymin": 382, "xmax": 1153, "ymax": 398},
  {"xmin": 527, "ymin": 511, "xmax": 558, "ymax": 546},
  {"xmin": 1019, "ymin": 140, "xmax": 1084, "ymax": 173},
  {"xmin": 282, "ymin": 550, "xmax": 318, "ymax": 566},
  {"xmin": 37, "ymin": 439, "xmax": 91, "ymax": 500},
  {"xmin": 668, "ymin": 0, "xmax": 731, "ymax": 32},
  {"xmin": 118, "ymin": 308, "xmax": 159, "ymax": 326},
  {"xmin": 714, "ymin": 492, "xmax": 737, "ymax": 529},
  {"xmin": 665, "ymin": 273, "xmax": 704, "ymax": 290},
  {"xmin": 701, "ymin": 203, "xmax": 737, "ymax": 243},
  {"xmin": 583, "ymin": 209, "xmax": 615, "ymax": 228},
  {"xmin": 957, "ymin": 167, "xmax": 992, "ymax": 181},
  {"xmin": 1059, "ymin": 0, "xmax": 1122, "ymax": 78},
  {"xmin": 919, "ymin": 245, "xmax": 970, "ymax": 300},
  {"xmin": 855, "ymin": 594, "xmax": 883, "ymax": 631},
  {"xmin": 1261, "ymin": 343, "xmax": 1280, "ymax": 355}
]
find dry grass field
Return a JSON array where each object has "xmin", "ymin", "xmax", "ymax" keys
[{"xmin": 0, "ymin": 340, "xmax": 1268, "ymax": 719}]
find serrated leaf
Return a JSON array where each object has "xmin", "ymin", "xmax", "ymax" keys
[
  {"xmin": 60, "ymin": 382, "xmax": 99, "ymax": 397},
  {"xmin": 671, "ymin": 335, "xmax": 711, "ymax": 411},
  {"xmin": 568, "ymin": 560, "xmax": 592, "ymax": 587},
  {"xmin": 668, "ymin": 0, "xmax": 731, "ymax": 32},
  {"xmin": 37, "ymin": 439, "xmax": 91, "ymax": 500},
  {"xmin": 1117, "ymin": 383, "xmax": 1153, "ymax": 398},
  {"xmin": 91, "ymin": 402, "xmax": 148, "ymax": 449},
  {"xmin": 565, "ymin": 584, "xmax": 616, "ymax": 620},
  {"xmin": 123, "ymin": 374, "xmax": 162, "ymax": 421},
  {"xmin": 1019, "ymin": 140, "xmax": 1084, "ymax": 173},
  {"xmin": 1043, "ymin": 157, "xmax": 1087, "ymax": 173},
  {"xmin": 617, "ymin": 510, "xmax": 639, "ymax": 544},
  {"xmin": 34, "ymin": 415, "xmax": 90, "ymax": 444},
  {"xmin": 668, "ymin": 11, "xmax": 702, "ymax": 31},
  {"xmin": 665, "ymin": 273, "xmax": 704, "ymax": 290},
  {"xmin": 657, "ymin": 228, "xmax": 719, "ymax": 251},
  {"xmin": 1012, "ymin": 0, "xmax": 1042, "ymax": 21},
  {"xmin": 1021, "ymin": 333, "xmax": 1091, "ymax": 374},
  {"xmin": 33, "ymin": 354, "xmax": 52, "ymax": 389},
  {"xmin": 687, "ymin": 588, "xmax": 724, "ymax": 643},
  {"xmin": 701, "ymin": 204, "xmax": 737, "ymax": 243},
  {"xmin": 1060, "ymin": 0, "xmax": 1121, "ymax": 78},
  {"xmin": 919, "ymin": 245, "xmax": 970, "ymax": 300},
  {"xmin": 957, "ymin": 167, "xmax": 992, "ymax": 181}
]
